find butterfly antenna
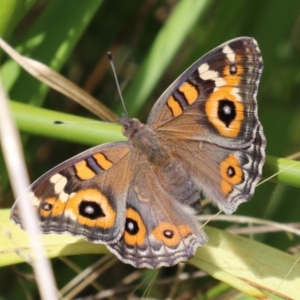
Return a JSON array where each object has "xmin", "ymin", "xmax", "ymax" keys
[{"xmin": 107, "ymin": 52, "xmax": 128, "ymax": 116}]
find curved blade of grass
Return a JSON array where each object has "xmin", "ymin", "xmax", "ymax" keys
[
  {"xmin": 0, "ymin": 38, "xmax": 117, "ymax": 121},
  {"xmin": 121, "ymin": 0, "xmax": 210, "ymax": 116},
  {"xmin": 264, "ymin": 156, "xmax": 300, "ymax": 188},
  {"xmin": 1, "ymin": 209, "xmax": 299, "ymax": 298},
  {"xmin": 192, "ymin": 227, "xmax": 300, "ymax": 299},
  {"xmin": 10, "ymin": 101, "xmax": 123, "ymax": 145}
]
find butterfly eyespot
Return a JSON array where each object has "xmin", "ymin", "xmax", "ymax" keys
[
  {"xmin": 123, "ymin": 208, "xmax": 147, "ymax": 246},
  {"xmin": 227, "ymin": 166, "xmax": 236, "ymax": 178},
  {"xmin": 163, "ymin": 230, "xmax": 174, "ymax": 239},
  {"xmin": 41, "ymin": 202, "xmax": 53, "ymax": 211},
  {"xmin": 229, "ymin": 64, "xmax": 237, "ymax": 75},
  {"xmin": 218, "ymin": 99, "xmax": 236, "ymax": 127},
  {"xmin": 152, "ymin": 223, "xmax": 192, "ymax": 247},
  {"xmin": 220, "ymin": 154, "xmax": 244, "ymax": 196},
  {"xmin": 125, "ymin": 218, "xmax": 139, "ymax": 235},
  {"xmin": 79, "ymin": 200, "xmax": 105, "ymax": 220}
]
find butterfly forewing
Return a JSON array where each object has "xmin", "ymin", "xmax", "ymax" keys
[
  {"xmin": 148, "ymin": 37, "xmax": 264, "ymax": 149},
  {"xmin": 11, "ymin": 142, "xmax": 132, "ymax": 244}
]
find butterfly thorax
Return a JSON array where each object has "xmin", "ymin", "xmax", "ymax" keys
[
  {"xmin": 120, "ymin": 115, "xmax": 169, "ymax": 164},
  {"xmin": 119, "ymin": 114, "xmax": 201, "ymax": 211}
]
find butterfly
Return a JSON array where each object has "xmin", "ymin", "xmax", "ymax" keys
[{"xmin": 11, "ymin": 37, "xmax": 266, "ymax": 269}]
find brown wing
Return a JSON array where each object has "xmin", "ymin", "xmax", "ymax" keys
[
  {"xmin": 107, "ymin": 149, "xmax": 207, "ymax": 268},
  {"xmin": 157, "ymin": 123, "xmax": 265, "ymax": 214},
  {"xmin": 147, "ymin": 37, "xmax": 263, "ymax": 149},
  {"xmin": 11, "ymin": 142, "xmax": 133, "ymax": 244}
]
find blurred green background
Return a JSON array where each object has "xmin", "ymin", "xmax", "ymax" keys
[{"xmin": 0, "ymin": 0, "xmax": 300, "ymax": 298}]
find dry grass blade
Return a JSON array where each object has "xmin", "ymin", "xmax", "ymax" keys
[
  {"xmin": 198, "ymin": 215, "xmax": 300, "ymax": 237},
  {"xmin": 59, "ymin": 256, "xmax": 114, "ymax": 296},
  {"xmin": 0, "ymin": 80, "xmax": 58, "ymax": 299},
  {"xmin": 0, "ymin": 38, "xmax": 117, "ymax": 122},
  {"xmin": 63, "ymin": 257, "xmax": 119, "ymax": 300}
]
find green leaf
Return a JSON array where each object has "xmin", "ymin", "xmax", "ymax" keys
[
  {"xmin": 121, "ymin": 0, "xmax": 210, "ymax": 116},
  {"xmin": 1, "ymin": 209, "xmax": 299, "ymax": 299}
]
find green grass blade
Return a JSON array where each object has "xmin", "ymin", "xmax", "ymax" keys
[
  {"xmin": 191, "ymin": 227, "xmax": 300, "ymax": 299},
  {"xmin": 264, "ymin": 156, "xmax": 300, "ymax": 188},
  {"xmin": 0, "ymin": 0, "xmax": 26, "ymax": 40},
  {"xmin": 10, "ymin": 101, "xmax": 123, "ymax": 145},
  {"xmin": 121, "ymin": 0, "xmax": 210, "ymax": 116},
  {"xmin": 1, "ymin": 0, "xmax": 104, "ymax": 105}
]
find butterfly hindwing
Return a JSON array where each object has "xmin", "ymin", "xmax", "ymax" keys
[
  {"xmin": 157, "ymin": 122, "xmax": 265, "ymax": 214},
  {"xmin": 107, "ymin": 150, "xmax": 207, "ymax": 268}
]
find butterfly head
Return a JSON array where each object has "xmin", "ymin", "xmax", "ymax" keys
[{"xmin": 119, "ymin": 115, "xmax": 144, "ymax": 140}]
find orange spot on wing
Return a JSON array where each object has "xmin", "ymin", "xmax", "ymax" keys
[
  {"xmin": 40, "ymin": 197, "xmax": 60, "ymax": 217},
  {"xmin": 75, "ymin": 160, "xmax": 96, "ymax": 180},
  {"xmin": 93, "ymin": 153, "xmax": 113, "ymax": 170},
  {"xmin": 152, "ymin": 222, "xmax": 191, "ymax": 247},
  {"xmin": 205, "ymin": 55, "xmax": 247, "ymax": 137},
  {"xmin": 205, "ymin": 87, "xmax": 244, "ymax": 138},
  {"xmin": 224, "ymin": 69, "xmax": 242, "ymax": 86},
  {"xmin": 223, "ymin": 56, "xmax": 244, "ymax": 86},
  {"xmin": 67, "ymin": 189, "xmax": 116, "ymax": 229},
  {"xmin": 220, "ymin": 154, "xmax": 243, "ymax": 196},
  {"xmin": 178, "ymin": 82, "xmax": 199, "ymax": 105},
  {"xmin": 221, "ymin": 181, "xmax": 233, "ymax": 196},
  {"xmin": 124, "ymin": 208, "xmax": 146, "ymax": 246},
  {"xmin": 167, "ymin": 96, "xmax": 183, "ymax": 117}
]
